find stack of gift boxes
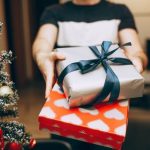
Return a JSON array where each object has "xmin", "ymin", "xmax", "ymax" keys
[{"xmin": 38, "ymin": 41, "xmax": 144, "ymax": 150}]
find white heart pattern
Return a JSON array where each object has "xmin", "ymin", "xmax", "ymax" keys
[
  {"xmin": 52, "ymin": 124, "xmax": 60, "ymax": 128},
  {"xmin": 114, "ymin": 124, "xmax": 126, "ymax": 136},
  {"xmin": 87, "ymin": 119, "xmax": 109, "ymax": 132},
  {"xmin": 79, "ymin": 107, "xmax": 99, "ymax": 115},
  {"xmin": 104, "ymin": 108, "xmax": 124, "ymax": 120},
  {"xmin": 116, "ymin": 141, "xmax": 122, "ymax": 144},
  {"xmin": 54, "ymin": 99, "xmax": 69, "ymax": 109},
  {"xmin": 53, "ymin": 84, "xmax": 63, "ymax": 94},
  {"xmin": 79, "ymin": 130, "xmax": 87, "ymax": 135},
  {"xmin": 61, "ymin": 114, "xmax": 83, "ymax": 125},
  {"xmin": 39, "ymin": 107, "xmax": 56, "ymax": 119},
  {"xmin": 107, "ymin": 137, "xmax": 113, "ymax": 141},
  {"xmin": 118, "ymin": 101, "xmax": 128, "ymax": 107}
]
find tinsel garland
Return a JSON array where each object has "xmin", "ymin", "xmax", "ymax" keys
[
  {"xmin": 0, "ymin": 51, "xmax": 14, "ymax": 70},
  {"xmin": 0, "ymin": 50, "xmax": 19, "ymax": 117},
  {"xmin": 0, "ymin": 121, "xmax": 30, "ymax": 145}
]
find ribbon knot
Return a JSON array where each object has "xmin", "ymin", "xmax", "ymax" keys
[
  {"xmin": 78, "ymin": 41, "xmax": 112, "ymax": 74},
  {"xmin": 58, "ymin": 41, "xmax": 132, "ymax": 106}
]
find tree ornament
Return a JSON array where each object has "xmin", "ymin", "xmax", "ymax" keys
[
  {"xmin": 4, "ymin": 142, "xmax": 22, "ymax": 150},
  {"xmin": 0, "ymin": 129, "xmax": 4, "ymax": 150},
  {"xmin": 0, "ymin": 86, "xmax": 13, "ymax": 97},
  {"xmin": 29, "ymin": 138, "xmax": 36, "ymax": 149}
]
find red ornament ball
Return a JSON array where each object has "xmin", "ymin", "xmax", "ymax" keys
[
  {"xmin": 0, "ymin": 129, "xmax": 3, "ymax": 139},
  {"xmin": 0, "ymin": 129, "xmax": 3, "ymax": 136},
  {"xmin": 4, "ymin": 142, "xmax": 22, "ymax": 150},
  {"xmin": 0, "ymin": 129, "xmax": 4, "ymax": 149},
  {"xmin": 29, "ymin": 138, "xmax": 36, "ymax": 149}
]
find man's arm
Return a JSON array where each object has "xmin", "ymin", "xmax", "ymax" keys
[
  {"xmin": 119, "ymin": 28, "xmax": 148, "ymax": 72},
  {"xmin": 32, "ymin": 24, "xmax": 65, "ymax": 98},
  {"xmin": 33, "ymin": 24, "xmax": 57, "ymax": 67}
]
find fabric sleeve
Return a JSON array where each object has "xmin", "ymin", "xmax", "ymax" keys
[
  {"xmin": 40, "ymin": 7, "xmax": 58, "ymax": 28},
  {"xmin": 119, "ymin": 5, "xmax": 137, "ymax": 31}
]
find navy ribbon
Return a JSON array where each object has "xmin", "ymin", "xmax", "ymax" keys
[{"xmin": 57, "ymin": 41, "xmax": 132, "ymax": 106}]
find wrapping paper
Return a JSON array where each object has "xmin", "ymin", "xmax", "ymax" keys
[
  {"xmin": 39, "ymin": 83, "xmax": 129, "ymax": 150},
  {"xmin": 56, "ymin": 44, "xmax": 144, "ymax": 107}
]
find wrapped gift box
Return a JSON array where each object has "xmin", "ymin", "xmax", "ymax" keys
[
  {"xmin": 39, "ymin": 84, "xmax": 129, "ymax": 150},
  {"xmin": 56, "ymin": 41, "xmax": 144, "ymax": 107}
]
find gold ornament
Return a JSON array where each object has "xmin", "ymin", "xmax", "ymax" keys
[{"xmin": 0, "ymin": 86, "xmax": 13, "ymax": 97}]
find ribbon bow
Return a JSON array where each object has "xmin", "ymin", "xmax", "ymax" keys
[{"xmin": 58, "ymin": 41, "xmax": 132, "ymax": 106}]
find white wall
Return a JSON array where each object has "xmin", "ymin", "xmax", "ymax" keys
[
  {"xmin": 135, "ymin": 16, "xmax": 150, "ymax": 48},
  {"xmin": 111, "ymin": 0, "xmax": 150, "ymax": 49},
  {"xmin": 111, "ymin": 0, "xmax": 150, "ymax": 14}
]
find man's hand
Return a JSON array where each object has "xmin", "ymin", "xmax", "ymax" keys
[
  {"xmin": 32, "ymin": 24, "xmax": 65, "ymax": 98},
  {"xmin": 119, "ymin": 28, "xmax": 148, "ymax": 73},
  {"xmin": 127, "ymin": 55, "xmax": 143, "ymax": 73},
  {"xmin": 37, "ymin": 52, "xmax": 65, "ymax": 99}
]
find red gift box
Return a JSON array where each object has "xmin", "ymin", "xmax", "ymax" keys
[{"xmin": 39, "ymin": 84, "xmax": 129, "ymax": 150}]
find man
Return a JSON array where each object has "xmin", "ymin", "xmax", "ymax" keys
[{"xmin": 33, "ymin": 0, "xmax": 147, "ymax": 149}]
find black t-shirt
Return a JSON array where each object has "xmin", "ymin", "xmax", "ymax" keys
[{"xmin": 40, "ymin": 0, "xmax": 137, "ymax": 47}]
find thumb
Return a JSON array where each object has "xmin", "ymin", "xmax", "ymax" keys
[{"xmin": 50, "ymin": 52, "xmax": 66, "ymax": 61}]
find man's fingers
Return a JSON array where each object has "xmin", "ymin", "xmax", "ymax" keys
[
  {"xmin": 135, "ymin": 63, "xmax": 143, "ymax": 73},
  {"xmin": 50, "ymin": 52, "xmax": 66, "ymax": 61},
  {"xmin": 44, "ymin": 52, "xmax": 65, "ymax": 98},
  {"xmin": 45, "ymin": 76, "xmax": 53, "ymax": 99},
  {"xmin": 45, "ymin": 83, "xmax": 51, "ymax": 99},
  {"xmin": 131, "ymin": 57, "xmax": 143, "ymax": 73}
]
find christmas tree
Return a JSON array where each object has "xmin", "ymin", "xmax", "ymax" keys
[{"xmin": 0, "ymin": 22, "xmax": 35, "ymax": 150}]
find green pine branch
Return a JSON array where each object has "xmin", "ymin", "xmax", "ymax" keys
[
  {"xmin": 0, "ymin": 22, "xmax": 32, "ymax": 147},
  {"xmin": 0, "ymin": 121, "xmax": 31, "ymax": 145}
]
